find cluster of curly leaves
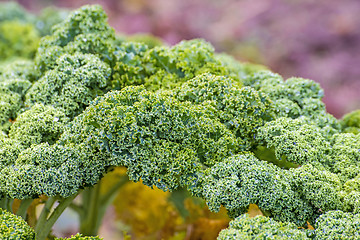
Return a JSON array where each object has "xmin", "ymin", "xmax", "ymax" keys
[{"xmin": 1, "ymin": 3, "xmax": 360, "ymax": 240}]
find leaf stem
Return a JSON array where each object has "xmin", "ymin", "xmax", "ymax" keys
[
  {"xmin": 35, "ymin": 194, "xmax": 79, "ymax": 240},
  {"xmin": 79, "ymin": 176, "xmax": 128, "ymax": 236},
  {"xmin": 16, "ymin": 198, "xmax": 34, "ymax": 219},
  {"xmin": 6, "ymin": 198, "xmax": 13, "ymax": 212},
  {"xmin": 79, "ymin": 182, "xmax": 101, "ymax": 236},
  {"xmin": 34, "ymin": 196, "xmax": 57, "ymax": 234}
]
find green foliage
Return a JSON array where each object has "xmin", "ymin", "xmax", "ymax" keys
[
  {"xmin": 8, "ymin": 104, "xmax": 69, "ymax": 148},
  {"xmin": 0, "ymin": 209, "xmax": 35, "ymax": 239},
  {"xmin": 341, "ymin": 109, "xmax": 360, "ymax": 134},
  {"xmin": 314, "ymin": 211, "xmax": 360, "ymax": 240},
  {"xmin": 60, "ymin": 86, "xmax": 237, "ymax": 191},
  {"xmin": 56, "ymin": 233, "xmax": 103, "ymax": 240},
  {"xmin": 171, "ymin": 73, "xmax": 274, "ymax": 150},
  {"xmin": 196, "ymin": 152, "xmax": 344, "ymax": 226},
  {"xmin": 219, "ymin": 211, "xmax": 360, "ymax": 240},
  {"xmin": 215, "ymin": 53, "xmax": 268, "ymax": 82},
  {"xmin": 0, "ymin": 58, "xmax": 37, "ymax": 84},
  {"xmin": 0, "ymin": 86, "xmax": 22, "ymax": 131},
  {"xmin": 35, "ymin": 4, "xmax": 116, "ymax": 73},
  {"xmin": 112, "ymin": 39, "xmax": 231, "ymax": 90},
  {"xmin": 217, "ymin": 214, "xmax": 310, "ymax": 240},
  {"xmin": 0, "ymin": 134, "xmax": 25, "ymax": 173},
  {"xmin": 0, "ymin": 2, "xmax": 69, "ymax": 61},
  {"xmin": 0, "ymin": 78, "xmax": 32, "ymax": 100},
  {"xmin": 124, "ymin": 33, "xmax": 164, "ymax": 48},
  {"xmin": 341, "ymin": 175, "xmax": 360, "ymax": 213},
  {"xmin": 244, "ymin": 71, "xmax": 340, "ymax": 135},
  {"xmin": 26, "ymin": 53, "xmax": 111, "ymax": 118},
  {"xmin": 0, "ymin": 3, "xmax": 360, "ymax": 240},
  {"xmin": 256, "ymin": 117, "xmax": 329, "ymax": 166},
  {"xmin": 243, "ymin": 70, "xmax": 283, "ymax": 90},
  {"xmin": 112, "ymin": 42, "xmax": 150, "ymax": 88},
  {"xmin": 325, "ymin": 133, "xmax": 360, "ymax": 182},
  {"xmin": 2, "ymin": 214, "xmax": 103, "ymax": 240},
  {"xmin": 290, "ymin": 164, "xmax": 342, "ymax": 220},
  {"xmin": 1, "ymin": 142, "xmax": 98, "ymax": 198},
  {"xmin": 197, "ymin": 153, "xmax": 318, "ymax": 225},
  {"xmin": 0, "ymin": 59, "xmax": 37, "ymax": 132},
  {"xmin": 0, "ymin": 2, "xmax": 71, "ymax": 66}
]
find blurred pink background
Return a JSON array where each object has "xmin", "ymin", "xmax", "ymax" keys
[{"xmin": 8, "ymin": 0, "xmax": 360, "ymax": 117}]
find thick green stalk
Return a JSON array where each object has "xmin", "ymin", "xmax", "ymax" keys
[
  {"xmin": 0, "ymin": 198, "xmax": 13, "ymax": 212},
  {"xmin": 79, "ymin": 182, "xmax": 101, "ymax": 236},
  {"xmin": 6, "ymin": 198, "xmax": 13, "ymax": 212},
  {"xmin": 16, "ymin": 198, "xmax": 33, "ymax": 219},
  {"xmin": 35, "ymin": 193, "xmax": 79, "ymax": 240},
  {"xmin": 79, "ymin": 176, "xmax": 128, "ymax": 236},
  {"xmin": 0, "ymin": 198, "xmax": 8, "ymax": 210},
  {"xmin": 34, "ymin": 196, "xmax": 57, "ymax": 234}
]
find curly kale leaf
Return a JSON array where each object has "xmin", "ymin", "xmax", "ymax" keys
[
  {"xmin": 112, "ymin": 39, "xmax": 232, "ymax": 90},
  {"xmin": 0, "ymin": 134, "xmax": 24, "ymax": 169},
  {"xmin": 35, "ymin": 4, "xmax": 116, "ymax": 73},
  {"xmin": 255, "ymin": 117, "xmax": 329, "ymax": 166},
  {"xmin": 123, "ymin": 33, "xmax": 164, "ymax": 48},
  {"xmin": 56, "ymin": 233, "xmax": 103, "ymax": 240},
  {"xmin": 341, "ymin": 175, "xmax": 360, "ymax": 213},
  {"xmin": 0, "ymin": 142, "xmax": 107, "ymax": 199},
  {"xmin": 35, "ymin": 7, "xmax": 69, "ymax": 36},
  {"xmin": 217, "ymin": 214, "xmax": 310, "ymax": 240},
  {"xmin": 172, "ymin": 73, "xmax": 274, "ymax": 150},
  {"xmin": 0, "ymin": 2, "xmax": 39, "ymax": 61},
  {"xmin": 215, "ymin": 53, "xmax": 268, "ymax": 82},
  {"xmin": 0, "ymin": 59, "xmax": 38, "ymax": 83},
  {"xmin": 0, "ymin": 209, "xmax": 35, "ymax": 239},
  {"xmin": 196, "ymin": 153, "xmax": 313, "ymax": 225},
  {"xmin": 112, "ymin": 42, "xmax": 150, "ymax": 89},
  {"xmin": 314, "ymin": 211, "xmax": 360, "ymax": 240},
  {"xmin": 60, "ymin": 86, "xmax": 238, "ymax": 192},
  {"xmin": 8, "ymin": 104, "xmax": 69, "ymax": 148},
  {"xmin": 26, "ymin": 53, "xmax": 111, "ymax": 118},
  {"xmin": 289, "ymin": 164, "xmax": 343, "ymax": 221},
  {"xmin": 196, "ymin": 153, "xmax": 343, "ymax": 226},
  {"xmin": 245, "ymin": 71, "xmax": 341, "ymax": 135},
  {"xmin": 0, "ymin": 87, "xmax": 22, "ymax": 131},
  {"xmin": 341, "ymin": 109, "xmax": 360, "ymax": 134},
  {"xmin": 325, "ymin": 133, "xmax": 360, "ymax": 182},
  {"xmin": 219, "ymin": 211, "xmax": 360, "ymax": 240}
]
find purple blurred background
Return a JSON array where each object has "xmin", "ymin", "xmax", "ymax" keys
[{"xmin": 11, "ymin": 0, "xmax": 360, "ymax": 117}]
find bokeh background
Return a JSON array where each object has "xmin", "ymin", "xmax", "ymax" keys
[{"xmin": 11, "ymin": 0, "xmax": 360, "ymax": 118}]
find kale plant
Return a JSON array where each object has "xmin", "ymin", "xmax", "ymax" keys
[{"xmin": 0, "ymin": 3, "xmax": 359, "ymax": 240}]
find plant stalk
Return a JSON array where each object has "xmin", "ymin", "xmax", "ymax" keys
[
  {"xmin": 16, "ymin": 198, "xmax": 34, "ymax": 219},
  {"xmin": 79, "ymin": 182, "xmax": 101, "ymax": 236},
  {"xmin": 79, "ymin": 176, "xmax": 128, "ymax": 236},
  {"xmin": 35, "ymin": 193, "xmax": 79, "ymax": 240}
]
